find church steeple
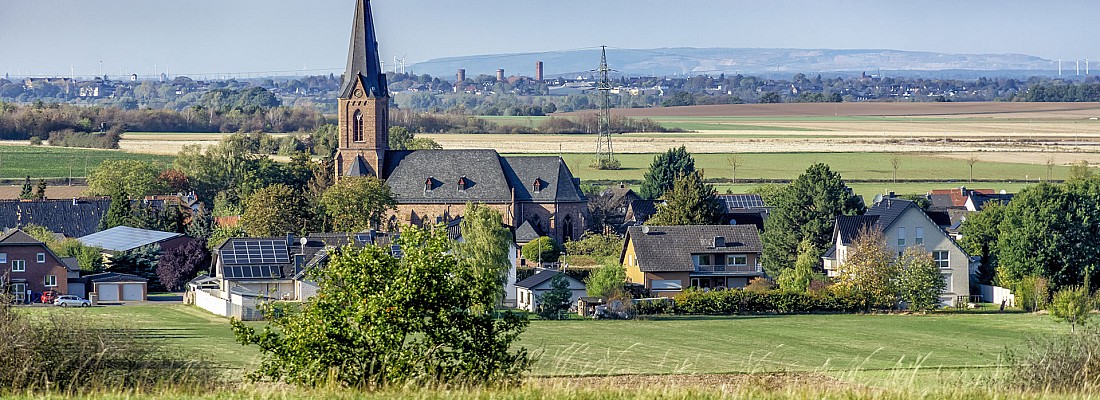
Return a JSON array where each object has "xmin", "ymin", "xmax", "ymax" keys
[
  {"xmin": 340, "ymin": 0, "xmax": 387, "ymax": 99},
  {"xmin": 335, "ymin": 0, "xmax": 390, "ymax": 179}
]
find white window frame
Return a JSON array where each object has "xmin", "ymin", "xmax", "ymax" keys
[
  {"xmin": 37, "ymin": 253, "xmax": 45, "ymax": 263},
  {"xmin": 11, "ymin": 260, "xmax": 25, "ymax": 272},
  {"xmin": 44, "ymin": 275, "xmax": 57, "ymax": 287},
  {"xmin": 897, "ymin": 227, "xmax": 906, "ymax": 247},
  {"xmin": 727, "ymin": 255, "xmax": 748, "ymax": 266},
  {"xmin": 915, "ymin": 227, "xmax": 924, "ymax": 245},
  {"xmin": 933, "ymin": 251, "xmax": 950, "ymax": 268}
]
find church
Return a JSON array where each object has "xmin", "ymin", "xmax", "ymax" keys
[{"xmin": 333, "ymin": 0, "xmax": 587, "ymax": 243}]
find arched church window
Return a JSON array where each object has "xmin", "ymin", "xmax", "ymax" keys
[{"xmin": 353, "ymin": 110, "xmax": 364, "ymax": 142}]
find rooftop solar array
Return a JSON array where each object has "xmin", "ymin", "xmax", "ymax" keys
[
  {"xmin": 223, "ymin": 265, "xmax": 283, "ymax": 279},
  {"xmin": 718, "ymin": 194, "xmax": 766, "ymax": 210},
  {"xmin": 221, "ymin": 240, "xmax": 290, "ymax": 265},
  {"xmin": 78, "ymin": 226, "xmax": 183, "ymax": 252}
]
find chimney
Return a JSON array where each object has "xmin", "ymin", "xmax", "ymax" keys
[{"xmin": 714, "ymin": 236, "xmax": 726, "ymax": 248}]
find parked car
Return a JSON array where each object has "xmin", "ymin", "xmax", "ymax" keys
[
  {"xmin": 53, "ymin": 295, "xmax": 91, "ymax": 307},
  {"xmin": 40, "ymin": 290, "xmax": 59, "ymax": 304}
]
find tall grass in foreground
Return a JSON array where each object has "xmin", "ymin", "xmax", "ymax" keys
[{"xmin": 0, "ymin": 299, "xmax": 219, "ymax": 394}]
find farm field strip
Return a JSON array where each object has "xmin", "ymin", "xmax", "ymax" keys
[{"xmin": 0, "ymin": 144, "xmax": 175, "ymax": 179}]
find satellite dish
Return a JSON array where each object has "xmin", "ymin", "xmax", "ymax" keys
[
  {"xmin": 641, "ymin": 226, "xmax": 650, "ymax": 234},
  {"xmin": 729, "ymin": 219, "xmax": 738, "ymax": 225}
]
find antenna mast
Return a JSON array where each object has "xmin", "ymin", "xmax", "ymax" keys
[{"xmin": 594, "ymin": 45, "xmax": 618, "ymax": 170}]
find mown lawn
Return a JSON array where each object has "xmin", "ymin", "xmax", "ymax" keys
[
  {"xmin": 0, "ymin": 145, "xmax": 174, "ymax": 179},
  {"xmin": 538, "ymin": 152, "xmax": 1067, "ymax": 183}
]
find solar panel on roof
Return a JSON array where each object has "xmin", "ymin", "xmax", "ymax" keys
[
  {"xmin": 222, "ymin": 239, "xmax": 290, "ymax": 265},
  {"xmin": 719, "ymin": 195, "xmax": 766, "ymax": 210},
  {"xmin": 223, "ymin": 265, "xmax": 283, "ymax": 279}
]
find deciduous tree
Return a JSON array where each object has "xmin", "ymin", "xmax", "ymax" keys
[
  {"xmin": 896, "ymin": 246, "xmax": 945, "ymax": 312},
  {"xmin": 156, "ymin": 239, "xmax": 211, "ymax": 292},
  {"xmin": 86, "ymin": 160, "xmax": 169, "ymax": 197},
  {"xmin": 833, "ymin": 227, "xmax": 897, "ymax": 309},
  {"xmin": 319, "ymin": 176, "xmax": 395, "ymax": 232},
  {"xmin": 240, "ymin": 184, "xmax": 312, "ymax": 237},
  {"xmin": 521, "ymin": 237, "xmax": 562, "ymax": 264},
  {"xmin": 455, "ymin": 203, "xmax": 513, "ymax": 309}
]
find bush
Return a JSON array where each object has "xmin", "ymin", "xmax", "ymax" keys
[
  {"xmin": 521, "ymin": 236, "xmax": 562, "ymax": 264},
  {"xmin": 0, "ymin": 296, "xmax": 216, "ymax": 393},
  {"xmin": 1005, "ymin": 328, "xmax": 1100, "ymax": 392},
  {"xmin": 47, "ymin": 127, "xmax": 121, "ymax": 149},
  {"xmin": 1016, "ymin": 275, "xmax": 1051, "ymax": 312},
  {"xmin": 633, "ymin": 287, "xmax": 872, "ymax": 316}
]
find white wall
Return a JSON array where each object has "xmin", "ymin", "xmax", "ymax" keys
[
  {"xmin": 194, "ymin": 289, "xmax": 231, "ymax": 317},
  {"xmin": 516, "ymin": 276, "xmax": 586, "ymax": 312}
]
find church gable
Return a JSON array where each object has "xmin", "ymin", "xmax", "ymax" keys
[{"xmin": 501, "ymin": 156, "xmax": 586, "ymax": 203}]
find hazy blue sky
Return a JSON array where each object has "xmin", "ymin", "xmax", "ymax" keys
[{"xmin": 1, "ymin": 0, "xmax": 1097, "ymax": 78}]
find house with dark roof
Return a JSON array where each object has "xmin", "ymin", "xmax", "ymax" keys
[
  {"xmin": 716, "ymin": 194, "xmax": 770, "ymax": 230},
  {"xmin": 0, "ymin": 198, "xmax": 111, "ymax": 238},
  {"xmin": 625, "ymin": 199, "xmax": 662, "ymax": 225},
  {"xmin": 515, "ymin": 269, "xmax": 586, "ymax": 312},
  {"xmin": 822, "ymin": 198, "xmax": 973, "ymax": 306},
  {"xmin": 0, "ymin": 229, "xmax": 81, "ymax": 302},
  {"xmin": 331, "ymin": 0, "xmax": 587, "ymax": 243},
  {"xmin": 620, "ymin": 225, "xmax": 764, "ymax": 297}
]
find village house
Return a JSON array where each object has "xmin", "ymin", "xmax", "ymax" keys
[
  {"xmin": 620, "ymin": 225, "xmax": 764, "ymax": 297},
  {"xmin": 0, "ymin": 229, "xmax": 81, "ymax": 302},
  {"xmin": 822, "ymin": 198, "xmax": 974, "ymax": 306},
  {"xmin": 515, "ymin": 269, "xmax": 586, "ymax": 312}
]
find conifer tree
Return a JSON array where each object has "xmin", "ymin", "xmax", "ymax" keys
[{"xmin": 647, "ymin": 170, "xmax": 723, "ymax": 226}]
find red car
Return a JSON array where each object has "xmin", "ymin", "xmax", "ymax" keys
[{"xmin": 40, "ymin": 291, "xmax": 59, "ymax": 304}]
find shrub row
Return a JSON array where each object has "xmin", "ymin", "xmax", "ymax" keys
[{"xmin": 635, "ymin": 288, "xmax": 874, "ymax": 315}]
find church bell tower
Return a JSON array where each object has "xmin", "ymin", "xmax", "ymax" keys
[{"xmin": 335, "ymin": 0, "xmax": 389, "ymax": 179}]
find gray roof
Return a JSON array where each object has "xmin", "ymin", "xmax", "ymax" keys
[
  {"xmin": 502, "ymin": 156, "xmax": 586, "ymax": 203},
  {"xmin": 834, "ymin": 215, "xmax": 880, "ymax": 246},
  {"xmin": 624, "ymin": 225, "xmax": 763, "ymax": 272},
  {"xmin": 78, "ymin": 226, "xmax": 183, "ymax": 253},
  {"xmin": 627, "ymin": 199, "xmax": 661, "ymax": 223},
  {"xmin": 339, "ymin": 0, "xmax": 387, "ymax": 98},
  {"xmin": 383, "ymin": 150, "xmax": 513, "ymax": 203},
  {"xmin": 514, "ymin": 220, "xmax": 544, "ymax": 244},
  {"xmin": 515, "ymin": 269, "xmax": 581, "ymax": 289},
  {"xmin": 0, "ymin": 198, "xmax": 110, "ymax": 238},
  {"xmin": 865, "ymin": 198, "xmax": 917, "ymax": 231},
  {"xmin": 0, "ymin": 229, "xmax": 39, "ymax": 244},
  {"xmin": 85, "ymin": 272, "xmax": 148, "ymax": 283},
  {"xmin": 969, "ymin": 193, "xmax": 1014, "ymax": 211}
]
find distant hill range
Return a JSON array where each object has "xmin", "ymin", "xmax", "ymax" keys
[{"xmin": 409, "ymin": 48, "xmax": 1059, "ymax": 79}]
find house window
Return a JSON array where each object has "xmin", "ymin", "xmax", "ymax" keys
[
  {"xmin": 727, "ymin": 255, "xmax": 748, "ymax": 266},
  {"xmin": 37, "ymin": 253, "xmax": 45, "ymax": 263},
  {"xmin": 0, "ymin": 253, "xmax": 6, "ymax": 264},
  {"xmin": 915, "ymin": 227, "xmax": 924, "ymax": 246},
  {"xmin": 897, "ymin": 227, "xmax": 906, "ymax": 247},
  {"xmin": 933, "ymin": 251, "xmax": 950, "ymax": 268},
  {"xmin": 11, "ymin": 260, "xmax": 25, "ymax": 272},
  {"xmin": 942, "ymin": 273, "xmax": 952, "ymax": 292},
  {"xmin": 532, "ymin": 179, "xmax": 542, "ymax": 193},
  {"xmin": 44, "ymin": 275, "xmax": 57, "ymax": 287},
  {"xmin": 696, "ymin": 254, "xmax": 711, "ymax": 266}
]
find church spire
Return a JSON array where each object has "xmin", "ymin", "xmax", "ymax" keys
[{"xmin": 340, "ymin": 0, "xmax": 387, "ymax": 99}]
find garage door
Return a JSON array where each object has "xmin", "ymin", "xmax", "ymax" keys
[
  {"xmin": 122, "ymin": 284, "xmax": 143, "ymax": 301},
  {"xmin": 98, "ymin": 284, "xmax": 119, "ymax": 301}
]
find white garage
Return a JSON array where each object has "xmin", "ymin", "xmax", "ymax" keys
[{"xmin": 85, "ymin": 272, "xmax": 148, "ymax": 303}]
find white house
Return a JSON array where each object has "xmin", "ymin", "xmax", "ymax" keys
[
  {"xmin": 822, "ymin": 198, "xmax": 974, "ymax": 306},
  {"xmin": 515, "ymin": 269, "xmax": 586, "ymax": 312}
]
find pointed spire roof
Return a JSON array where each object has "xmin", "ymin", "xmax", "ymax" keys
[
  {"xmin": 340, "ymin": 0, "xmax": 388, "ymax": 99},
  {"xmin": 346, "ymin": 155, "xmax": 370, "ymax": 177}
]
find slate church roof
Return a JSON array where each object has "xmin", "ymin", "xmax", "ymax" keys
[
  {"xmin": 381, "ymin": 150, "xmax": 586, "ymax": 204},
  {"xmin": 0, "ymin": 198, "xmax": 110, "ymax": 238},
  {"xmin": 340, "ymin": 0, "xmax": 387, "ymax": 99}
]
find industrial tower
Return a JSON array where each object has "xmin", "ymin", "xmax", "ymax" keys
[{"xmin": 594, "ymin": 46, "xmax": 618, "ymax": 169}]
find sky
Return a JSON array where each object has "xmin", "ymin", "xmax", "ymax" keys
[{"xmin": 1, "ymin": 0, "xmax": 1098, "ymax": 78}]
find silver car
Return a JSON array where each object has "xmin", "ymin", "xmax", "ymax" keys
[{"xmin": 53, "ymin": 295, "xmax": 91, "ymax": 307}]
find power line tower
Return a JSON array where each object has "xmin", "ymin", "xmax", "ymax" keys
[{"xmin": 593, "ymin": 45, "xmax": 618, "ymax": 170}]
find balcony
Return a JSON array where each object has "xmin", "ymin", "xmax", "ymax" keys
[{"xmin": 694, "ymin": 264, "xmax": 762, "ymax": 274}]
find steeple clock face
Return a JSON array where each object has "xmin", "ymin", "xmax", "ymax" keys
[{"xmin": 353, "ymin": 88, "xmax": 364, "ymax": 98}]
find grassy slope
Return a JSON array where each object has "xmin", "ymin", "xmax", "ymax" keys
[
  {"xmin": 540, "ymin": 152, "xmax": 1065, "ymax": 183},
  {"xmin": 0, "ymin": 146, "xmax": 175, "ymax": 179}
]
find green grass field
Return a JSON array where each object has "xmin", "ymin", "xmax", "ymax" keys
[
  {"xmin": 0, "ymin": 146, "xmax": 175, "ymax": 179},
  {"xmin": 715, "ymin": 182, "xmax": 1038, "ymax": 203},
  {"xmin": 534, "ymin": 152, "xmax": 1067, "ymax": 184},
  {"xmin": 24, "ymin": 304, "xmax": 1074, "ymax": 398}
]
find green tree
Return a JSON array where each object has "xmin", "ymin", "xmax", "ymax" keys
[
  {"xmin": 896, "ymin": 246, "xmax": 946, "ymax": 312},
  {"xmin": 1015, "ymin": 275, "xmax": 1051, "ymax": 312},
  {"xmin": 1049, "ymin": 285, "xmax": 1092, "ymax": 332},
  {"xmin": 758, "ymin": 92, "xmax": 783, "ymax": 103},
  {"xmin": 208, "ymin": 225, "xmax": 247, "ymax": 251},
  {"xmin": 455, "ymin": 203, "xmax": 514, "ymax": 309},
  {"xmin": 109, "ymin": 244, "xmax": 162, "ymax": 290},
  {"xmin": 387, "ymin": 126, "xmax": 415, "ymax": 150},
  {"xmin": 319, "ymin": 176, "xmax": 396, "ymax": 232},
  {"xmin": 777, "ymin": 239, "xmax": 820, "ymax": 292},
  {"xmin": 638, "ymin": 146, "xmax": 695, "ymax": 200},
  {"xmin": 1068, "ymin": 160, "xmax": 1093, "ymax": 181},
  {"xmin": 100, "ymin": 190, "xmax": 132, "ymax": 230},
  {"xmin": 585, "ymin": 263, "xmax": 626, "ymax": 298},
  {"xmin": 647, "ymin": 170, "xmax": 724, "ymax": 225},
  {"xmin": 34, "ymin": 179, "xmax": 46, "ymax": 200},
  {"xmin": 537, "ymin": 274, "xmax": 573, "ymax": 319},
  {"xmin": 761, "ymin": 163, "xmax": 863, "ymax": 277},
  {"xmin": 959, "ymin": 202, "xmax": 1004, "ymax": 285},
  {"xmin": 231, "ymin": 226, "xmax": 531, "ymax": 388},
  {"xmin": 833, "ymin": 227, "xmax": 898, "ymax": 309},
  {"xmin": 240, "ymin": 184, "xmax": 312, "ymax": 237},
  {"xmin": 86, "ymin": 160, "xmax": 170, "ymax": 197},
  {"xmin": 19, "ymin": 176, "xmax": 32, "ymax": 200},
  {"xmin": 521, "ymin": 236, "xmax": 562, "ymax": 265}
]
